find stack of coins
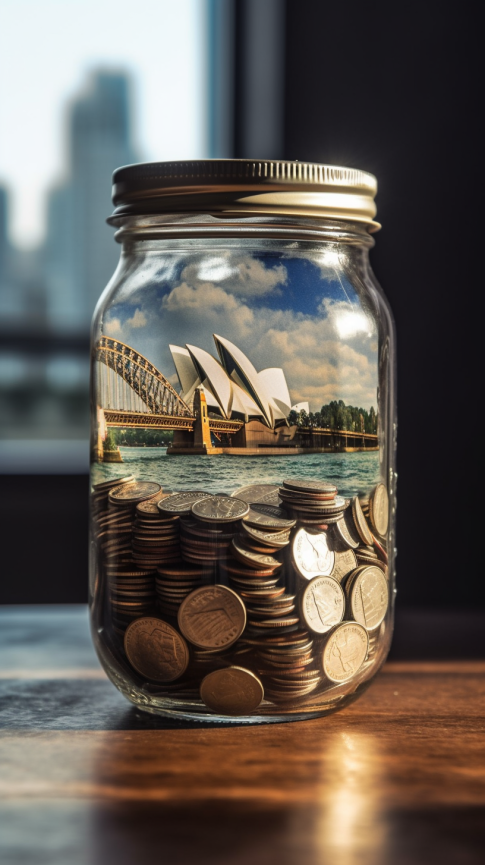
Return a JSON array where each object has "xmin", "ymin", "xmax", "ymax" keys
[
  {"xmin": 132, "ymin": 495, "xmax": 181, "ymax": 569},
  {"xmin": 91, "ymin": 475, "xmax": 135, "ymax": 525},
  {"xmin": 105, "ymin": 481, "xmax": 162, "ymax": 564},
  {"xmin": 278, "ymin": 478, "xmax": 347, "ymax": 526},
  {"xmin": 108, "ymin": 565, "xmax": 158, "ymax": 636},
  {"xmin": 229, "ymin": 527, "xmax": 296, "ymax": 632},
  {"xmin": 93, "ymin": 480, "xmax": 168, "ymax": 636},
  {"xmin": 155, "ymin": 561, "xmax": 213, "ymax": 619},
  {"xmin": 179, "ymin": 495, "xmax": 249, "ymax": 566},
  {"xmin": 251, "ymin": 629, "xmax": 321, "ymax": 704}
]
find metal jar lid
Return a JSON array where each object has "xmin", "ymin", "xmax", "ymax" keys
[{"xmin": 110, "ymin": 159, "xmax": 379, "ymax": 231}]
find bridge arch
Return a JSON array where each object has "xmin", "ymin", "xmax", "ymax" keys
[{"xmin": 95, "ymin": 337, "xmax": 192, "ymax": 417}]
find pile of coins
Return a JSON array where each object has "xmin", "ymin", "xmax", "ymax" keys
[
  {"xmin": 91, "ymin": 474, "xmax": 391, "ymax": 717},
  {"xmin": 179, "ymin": 495, "xmax": 246, "ymax": 565},
  {"xmin": 132, "ymin": 493, "xmax": 180, "ymax": 569},
  {"xmin": 156, "ymin": 562, "xmax": 212, "ymax": 618}
]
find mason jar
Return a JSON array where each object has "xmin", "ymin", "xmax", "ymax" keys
[{"xmin": 89, "ymin": 160, "xmax": 396, "ymax": 723}]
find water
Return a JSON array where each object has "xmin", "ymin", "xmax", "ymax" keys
[{"xmin": 91, "ymin": 448, "xmax": 381, "ymax": 498}]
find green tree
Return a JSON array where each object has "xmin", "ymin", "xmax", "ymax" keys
[{"xmin": 103, "ymin": 430, "xmax": 117, "ymax": 451}]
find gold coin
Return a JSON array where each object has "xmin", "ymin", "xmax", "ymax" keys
[
  {"xmin": 109, "ymin": 481, "xmax": 162, "ymax": 504},
  {"xmin": 369, "ymin": 483, "xmax": 389, "ymax": 536},
  {"xmin": 178, "ymin": 584, "xmax": 247, "ymax": 649},
  {"xmin": 351, "ymin": 496, "xmax": 374, "ymax": 546},
  {"xmin": 124, "ymin": 617, "xmax": 189, "ymax": 682},
  {"xmin": 231, "ymin": 537, "xmax": 282, "ymax": 570},
  {"xmin": 322, "ymin": 621, "xmax": 368, "ymax": 683},
  {"xmin": 200, "ymin": 666, "xmax": 264, "ymax": 715}
]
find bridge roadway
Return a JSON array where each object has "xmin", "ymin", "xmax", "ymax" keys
[
  {"xmin": 103, "ymin": 410, "xmax": 379, "ymax": 445},
  {"xmin": 103, "ymin": 409, "xmax": 244, "ymax": 435}
]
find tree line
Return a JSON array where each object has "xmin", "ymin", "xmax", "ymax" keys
[
  {"xmin": 104, "ymin": 428, "xmax": 174, "ymax": 449},
  {"xmin": 288, "ymin": 400, "xmax": 377, "ymax": 434}
]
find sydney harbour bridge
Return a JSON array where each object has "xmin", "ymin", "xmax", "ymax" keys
[
  {"xmin": 95, "ymin": 336, "xmax": 243, "ymax": 437},
  {"xmin": 94, "ymin": 336, "xmax": 378, "ymax": 456}
]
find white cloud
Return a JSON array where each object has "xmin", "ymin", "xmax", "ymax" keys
[
  {"xmin": 180, "ymin": 252, "xmax": 287, "ymax": 297},
  {"xmin": 105, "ymin": 317, "xmax": 122, "ymax": 336},
  {"xmin": 105, "ymin": 252, "xmax": 378, "ymax": 411},
  {"xmin": 126, "ymin": 308, "xmax": 147, "ymax": 329}
]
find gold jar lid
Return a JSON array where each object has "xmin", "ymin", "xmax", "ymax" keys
[{"xmin": 110, "ymin": 160, "xmax": 379, "ymax": 231}]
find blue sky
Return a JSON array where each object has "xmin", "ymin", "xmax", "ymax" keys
[
  {"xmin": 0, "ymin": 0, "xmax": 207, "ymax": 247},
  {"xmin": 101, "ymin": 249, "xmax": 379, "ymax": 412}
]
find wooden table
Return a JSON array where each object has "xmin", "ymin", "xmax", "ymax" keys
[{"xmin": 1, "ymin": 607, "xmax": 484, "ymax": 865}]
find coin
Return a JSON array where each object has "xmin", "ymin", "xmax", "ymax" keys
[
  {"xmin": 301, "ymin": 576, "xmax": 346, "ymax": 634},
  {"xmin": 322, "ymin": 621, "xmax": 369, "ymax": 682},
  {"xmin": 334, "ymin": 516, "xmax": 360, "ymax": 549},
  {"xmin": 368, "ymin": 483, "xmax": 389, "ymax": 536},
  {"xmin": 231, "ymin": 537, "xmax": 282, "ymax": 570},
  {"xmin": 292, "ymin": 527, "xmax": 335, "ymax": 579},
  {"xmin": 331, "ymin": 549, "xmax": 358, "ymax": 582},
  {"xmin": 124, "ymin": 617, "xmax": 189, "ymax": 682},
  {"xmin": 191, "ymin": 495, "xmax": 249, "ymax": 523},
  {"xmin": 282, "ymin": 478, "xmax": 337, "ymax": 495},
  {"xmin": 372, "ymin": 534, "xmax": 389, "ymax": 563},
  {"xmin": 135, "ymin": 492, "xmax": 173, "ymax": 514},
  {"xmin": 243, "ymin": 505, "xmax": 296, "ymax": 531},
  {"xmin": 200, "ymin": 666, "xmax": 264, "ymax": 715},
  {"xmin": 178, "ymin": 584, "xmax": 247, "ymax": 649},
  {"xmin": 346, "ymin": 565, "xmax": 389, "ymax": 630},
  {"xmin": 230, "ymin": 484, "xmax": 281, "ymax": 505},
  {"xmin": 241, "ymin": 524, "xmax": 291, "ymax": 548},
  {"xmin": 92, "ymin": 474, "xmax": 135, "ymax": 491},
  {"xmin": 351, "ymin": 496, "xmax": 374, "ymax": 546},
  {"xmin": 158, "ymin": 491, "xmax": 212, "ymax": 515},
  {"xmin": 109, "ymin": 481, "xmax": 162, "ymax": 504}
]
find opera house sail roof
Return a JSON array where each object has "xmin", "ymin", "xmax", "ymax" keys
[{"xmin": 169, "ymin": 335, "xmax": 295, "ymax": 429}]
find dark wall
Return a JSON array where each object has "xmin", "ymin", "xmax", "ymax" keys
[{"xmin": 282, "ymin": 1, "xmax": 481, "ymax": 606}]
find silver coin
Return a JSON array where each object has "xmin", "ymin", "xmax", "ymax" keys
[
  {"xmin": 158, "ymin": 491, "xmax": 212, "ymax": 515},
  {"xmin": 282, "ymin": 478, "xmax": 337, "ymax": 495},
  {"xmin": 331, "ymin": 549, "xmax": 358, "ymax": 582},
  {"xmin": 301, "ymin": 576, "xmax": 345, "ymax": 634},
  {"xmin": 230, "ymin": 484, "xmax": 281, "ymax": 506},
  {"xmin": 244, "ymin": 504, "xmax": 296, "ymax": 530},
  {"xmin": 192, "ymin": 495, "xmax": 249, "ymax": 523},
  {"xmin": 346, "ymin": 565, "xmax": 389, "ymax": 631},
  {"xmin": 322, "ymin": 621, "xmax": 369, "ymax": 683},
  {"xmin": 292, "ymin": 527, "xmax": 335, "ymax": 580}
]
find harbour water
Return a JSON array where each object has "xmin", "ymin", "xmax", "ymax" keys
[{"xmin": 91, "ymin": 448, "xmax": 381, "ymax": 499}]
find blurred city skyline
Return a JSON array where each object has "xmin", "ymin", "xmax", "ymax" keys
[
  {"xmin": 0, "ymin": 0, "xmax": 208, "ymax": 249},
  {"xmin": 0, "ymin": 1, "xmax": 209, "ymax": 448}
]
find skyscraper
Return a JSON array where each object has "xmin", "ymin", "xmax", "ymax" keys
[{"xmin": 44, "ymin": 71, "xmax": 139, "ymax": 330}]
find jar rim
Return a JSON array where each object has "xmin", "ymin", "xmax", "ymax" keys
[{"xmin": 110, "ymin": 159, "xmax": 380, "ymax": 231}]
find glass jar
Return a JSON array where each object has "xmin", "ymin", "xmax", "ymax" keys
[{"xmin": 89, "ymin": 160, "xmax": 396, "ymax": 723}]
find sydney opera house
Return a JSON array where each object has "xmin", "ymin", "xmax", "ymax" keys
[{"xmin": 169, "ymin": 334, "xmax": 307, "ymax": 429}]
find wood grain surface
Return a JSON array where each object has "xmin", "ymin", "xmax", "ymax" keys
[{"xmin": 0, "ymin": 607, "xmax": 484, "ymax": 865}]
